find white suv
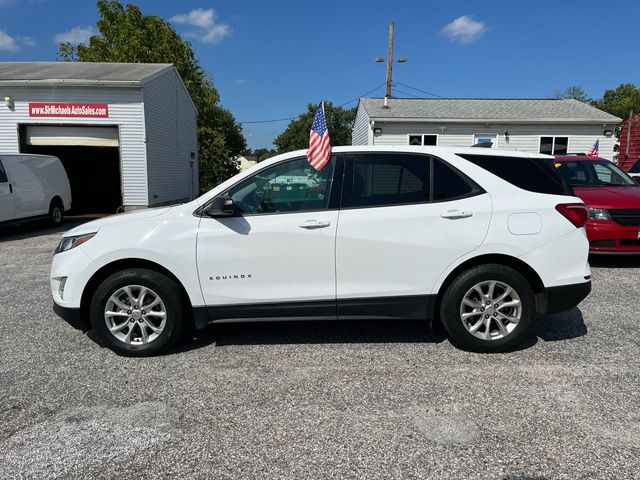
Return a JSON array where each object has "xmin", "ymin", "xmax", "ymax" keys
[{"xmin": 51, "ymin": 146, "xmax": 591, "ymax": 356}]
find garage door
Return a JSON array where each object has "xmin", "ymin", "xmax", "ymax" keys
[{"xmin": 25, "ymin": 126, "xmax": 119, "ymax": 147}]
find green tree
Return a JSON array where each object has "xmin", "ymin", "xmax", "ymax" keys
[
  {"xmin": 58, "ymin": 0, "xmax": 245, "ymax": 191},
  {"xmin": 592, "ymin": 83, "xmax": 640, "ymax": 119},
  {"xmin": 250, "ymin": 148, "xmax": 278, "ymax": 162},
  {"xmin": 273, "ymin": 102, "xmax": 356, "ymax": 152},
  {"xmin": 553, "ymin": 85, "xmax": 591, "ymax": 103}
]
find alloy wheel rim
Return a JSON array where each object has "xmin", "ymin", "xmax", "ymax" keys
[
  {"xmin": 459, "ymin": 280, "xmax": 522, "ymax": 341},
  {"xmin": 53, "ymin": 208, "xmax": 62, "ymax": 222},
  {"xmin": 104, "ymin": 285, "xmax": 167, "ymax": 345}
]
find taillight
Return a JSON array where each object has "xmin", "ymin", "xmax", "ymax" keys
[{"xmin": 555, "ymin": 203, "xmax": 588, "ymax": 228}]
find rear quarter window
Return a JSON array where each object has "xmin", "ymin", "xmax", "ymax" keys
[{"xmin": 458, "ymin": 154, "xmax": 572, "ymax": 196}]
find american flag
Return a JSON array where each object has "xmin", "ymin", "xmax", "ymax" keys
[
  {"xmin": 587, "ymin": 139, "xmax": 599, "ymax": 158},
  {"xmin": 306, "ymin": 102, "xmax": 331, "ymax": 171}
]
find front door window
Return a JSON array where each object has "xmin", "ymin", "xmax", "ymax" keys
[{"xmin": 228, "ymin": 156, "xmax": 335, "ymax": 214}]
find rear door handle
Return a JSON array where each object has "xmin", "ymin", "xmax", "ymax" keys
[
  {"xmin": 441, "ymin": 210, "xmax": 473, "ymax": 219},
  {"xmin": 299, "ymin": 219, "xmax": 331, "ymax": 229}
]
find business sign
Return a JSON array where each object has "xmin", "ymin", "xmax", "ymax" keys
[{"xmin": 28, "ymin": 103, "xmax": 109, "ymax": 118}]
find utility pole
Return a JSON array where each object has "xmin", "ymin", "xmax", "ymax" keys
[
  {"xmin": 374, "ymin": 21, "xmax": 407, "ymax": 102},
  {"xmin": 385, "ymin": 21, "xmax": 394, "ymax": 98}
]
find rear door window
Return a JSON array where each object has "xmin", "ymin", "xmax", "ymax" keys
[
  {"xmin": 350, "ymin": 153, "xmax": 430, "ymax": 208},
  {"xmin": 459, "ymin": 154, "xmax": 572, "ymax": 195},
  {"xmin": 343, "ymin": 153, "xmax": 482, "ymax": 208}
]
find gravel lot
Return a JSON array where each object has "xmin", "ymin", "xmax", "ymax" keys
[{"xmin": 1, "ymin": 218, "xmax": 639, "ymax": 480}]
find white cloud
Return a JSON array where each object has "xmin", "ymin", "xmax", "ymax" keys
[
  {"xmin": 0, "ymin": 30, "xmax": 36, "ymax": 50},
  {"xmin": 54, "ymin": 26, "xmax": 95, "ymax": 45},
  {"xmin": 171, "ymin": 8, "xmax": 231, "ymax": 45},
  {"xmin": 171, "ymin": 8, "xmax": 214, "ymax": 28},
  {"xmin": 0, "ymin": 30, "xmax": 18, "ymax": 51},
  {"xmin": 440, "ymin": 15, "xmax": 487, "ymax": 44},
  {"xmin": 21, "ymin": 35, "xmax": 36, "ymax": 47},
  {"xmin": 235, "ymin": 79, "xmax": 246, "ymax": 85}
]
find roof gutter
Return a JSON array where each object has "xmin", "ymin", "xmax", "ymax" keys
[
  {"xmin": 0, "ymin": 79, "xmax": 142, "ymax": 87},
  {"xmin": 368, "ymin": 117, "xmax": 623, "ymax": 124}
]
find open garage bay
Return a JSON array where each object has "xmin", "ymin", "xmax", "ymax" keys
[{"xmin": 0, "ymin": 222, "xmax": 639, "ymax": 480}]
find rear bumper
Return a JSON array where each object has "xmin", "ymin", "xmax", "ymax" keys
[
  {"xmin": 587, "ymin": 221, "xmax": 640, "ymax": 253},
  {"xmin": 538, "ymin": 281, "xmax": 591, "ymax": 314},
  {"xmin": 53, "ymin": 302, "xmax": 88, "ymax": 332}
]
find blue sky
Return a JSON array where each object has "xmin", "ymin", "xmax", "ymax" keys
[{"xmin": 1, "ymin": 0, "xmax": 639, "ymax": 149}]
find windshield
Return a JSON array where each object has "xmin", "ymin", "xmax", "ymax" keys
[{"xmin": 556, "ymin": 160, "xmax": 636, "ymax": 187}]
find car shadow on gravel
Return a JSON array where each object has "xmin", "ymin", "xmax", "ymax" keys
[
  {"xmin": 588, "ymin": 254, "xmax": 640, "ymax": 268},
  {"xmin": 176, "ymin": 319, "xmax": 449, "ymax": 352},
  {"xmin": 535, "ymin": 307, "xmax": 587, "ymax": 342},
  {"xmin": 0, "ymin": 215, "xmax": 103, "ymax": 242},
  {"xmin": 170, "ymin": 307, "xmax": 587, "ymax": 353}
]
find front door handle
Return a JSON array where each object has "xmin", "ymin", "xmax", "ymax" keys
[
  {"xmin": 441, "ymin": 210, "xmax": 473, "ymax": 219},
  {"xmin": 299, "ymin": 219, "xmax": 331, "ymax": 229}
]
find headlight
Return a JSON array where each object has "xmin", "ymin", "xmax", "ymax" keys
[
  {"xmin": 587, "ymin": 208, "xmax": 612, "ymax": 221},
  {"xmin": 55, "ymin": 233, "xmax": 97, "ymax": 254}
]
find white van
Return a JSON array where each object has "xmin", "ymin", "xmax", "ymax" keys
[{"xmin": 0, "ymin": 154, "xmax": 72, "ymax": 226}]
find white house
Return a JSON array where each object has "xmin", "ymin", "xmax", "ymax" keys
[
  {"xmin": 0, "ymin": 62, "xmax": 198, "ymax": 213},
  {"xmin": 352, "ymin": 98, "xmax": 621, "ymax": 160},
  {"xmin": 236, "ymin": 154, "xmax": 258, "ymax": 171}
]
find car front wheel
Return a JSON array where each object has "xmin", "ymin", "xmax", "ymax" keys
[
  {"xmin": 90, "ymin": 268, "xmax": 186, "ymax": 356},
  {"xmin": 439, "ymin": 264, "xmax": 535, "ymax": 353}
]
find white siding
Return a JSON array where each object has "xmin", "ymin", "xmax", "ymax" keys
[
  {"xmin": 372, "ymin": 122, "xmax": 616, "ymax": 160},
  {"xmin": 351, "ymin": 103, "xmax": 371, "ymax": 145},
  {"xmin": 0, "ymin": 86, "xmax": 148, "ymax": 206},
  {"xmin": 142, "ymin": 69, "xmax": 198, "ymax": 206}
]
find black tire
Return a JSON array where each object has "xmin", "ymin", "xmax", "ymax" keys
[
  {"xmin": 90, "ymin": 268, "xmax": 186, "ymax": 356},
  {"xmin": 49, "ymin": 199, "xmax": 64, "ymax": 227},
  {"xmin": 439, "ymin": 264, "xmax": 535, "ymax": 353}
]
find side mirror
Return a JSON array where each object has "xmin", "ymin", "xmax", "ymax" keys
[{"xmin": 204, "ymin": 195, "xmax": 237, "ymax": 217}]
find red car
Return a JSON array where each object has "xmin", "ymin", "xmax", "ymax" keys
[{"xmin": 555, "ymin": 155, "xmax": 640, "ymax": 254}]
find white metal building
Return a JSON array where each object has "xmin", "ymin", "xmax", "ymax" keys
[
  {"xmin": 0, "ymin": 62, "xmax": 198, "ymax": 212},
  {"xmin": 353, "ymin": 98, "xmax": 622, "ymax": 160}
]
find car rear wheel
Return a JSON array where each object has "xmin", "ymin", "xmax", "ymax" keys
[
  {"xmin": 90, "ymin": 268, "xmax": 186, "ymax": 356},
  {"xmin": 49, "ymin": 199, "xmax": 64, "ymax": 226},
  {"xmin": 439, "ymin": 264, "xmax": 535, "ymax": 353}
]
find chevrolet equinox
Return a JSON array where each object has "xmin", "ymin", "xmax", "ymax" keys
[{"xmin": 51, "ymin": 146, "xmax": 592, "ymax": 355}]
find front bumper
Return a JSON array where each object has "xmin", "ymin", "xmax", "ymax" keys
[
  {"xmin": 538, "ymin": 281, "xmax": 591, "ymax": 314},
  {"xmin": 587, "ymin": 220, "xmax": 640, "ymax": 253}
]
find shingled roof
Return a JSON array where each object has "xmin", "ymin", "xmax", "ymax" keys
[
  {"xmin": 0, "ymin": 62, "xmax": 173, "ymax": 86},
  {"xmin": 359, "ymin": 98, "xmax": 621, "ymax": 124}
]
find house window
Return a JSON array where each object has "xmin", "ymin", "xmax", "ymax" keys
[
  {"xmin": 540, "ymin": 136, "xmax": 569, "ymax": 155},
  {"xmin": 473, "ymin": 133, "xmax": 497, "ymax": 147},
  {"xmin": 408, "ymin": 134, "xmax": 438, "ymax": 146}
]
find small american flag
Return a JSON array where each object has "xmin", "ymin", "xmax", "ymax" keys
[
  {"xmin": 587, "ymin": 139, "xmax": 599, "ymax": 158},
  {"xmin": 306, "ymin": 102, "xmax": 331, "ymax": 171}
]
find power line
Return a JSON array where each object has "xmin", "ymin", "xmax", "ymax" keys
[
  {"xmin": 336, "ymin": 82, "xmax": 386, "ymax": 107},
  {"xmin": 238, "ymin": 83, "xmax": 386, "ymax": 124},
  {"xmin": 394, "ymin": 81, "xmax": 445, "ymax": 98},
  {"xmin": 238, "ymin": 116, "xmax": 298, "ymax": 125},
  {"xmin": 391, "ymin": 86, "xmax": 421, "ymax": 98}
]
